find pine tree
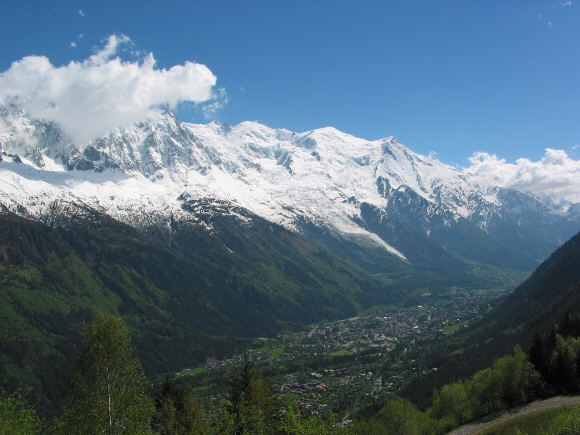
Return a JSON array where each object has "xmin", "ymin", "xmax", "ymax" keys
[
  {"xmin": 221, "ymin": 352, "xmax": 281, "ymax": 434},
  {"xmin": 226, "ymin": 352, "xmax": 253, "ymax": 416},
  {"xmin": 62, "ymin": 312, "xmax": 154, "ymax": 434},
  {"xmin": 528, "ymin": 334, "xmax": 546, "ymax": 377},
  {"xmin": 154, "ymin": 378, "xmax": 206, "ymax": 434}
]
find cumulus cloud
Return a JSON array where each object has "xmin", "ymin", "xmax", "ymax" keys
[
  {"xmin": 466, "ymin": 149, "xmax": 580, "ymax": 202},
  {"xmin": 0, "ymin": 34, "xmax": 219, "ymax": 144}
]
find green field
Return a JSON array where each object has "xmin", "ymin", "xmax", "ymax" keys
[
  {"xmin": 443, "ymin": 320, "xmax": 468, "ymax": 334},
  {"xmin": 253, "ymin": 344, "xmax": 285, "ymax": 358},
  {"xmin": 330, "ymin": 349, "xmax": 353, "ymax": 357},
  {"xmin": 177, "ymin": 366, "xmax": 205, "ymax": 376}
]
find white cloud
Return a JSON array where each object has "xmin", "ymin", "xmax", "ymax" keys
[
  {"xmin": 548, "ymin": 20, "xmax": 553, "ymax": 28},
  {"xmin": 70, "ymin": 33, "xmax": 84, "ymax": 49},
  {"xmin": 202, "ymin": 88, "xmax": 228, "ymax": 119},
  {"xmin": 87, "ymin": 34, "xmax": 131, "ymax": 64},
  {"xmin": 465, "ymin": 149, "xmax": 580, "ymax": 202},
  {"xmin": 0, "ymin": 34, "xmax": 219, "ymax": 144},
  {"xmin": 538, "ymin": 12, "xmax": 543, "ymax": 20},
  {"xmin": 562, "ymin": 0, "xmax": 572, "ymax": 6},
  {"xmin": 79, "ymin": 9, "xmax": 86, "ymax": 17}
]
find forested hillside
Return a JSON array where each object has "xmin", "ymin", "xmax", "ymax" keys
[
  {"xmin": 402, "ymin": 230, "xmax": 580, "ymax": 407},
  {"xmin": 0, "ymin": 205, "xmax": 511, "ymax": 414}
]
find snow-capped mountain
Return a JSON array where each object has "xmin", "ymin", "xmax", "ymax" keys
[{"xmin": 1, "ymin": 104, "xmax": 578, "ymax": 270}]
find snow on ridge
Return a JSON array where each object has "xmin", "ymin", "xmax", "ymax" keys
[{"xmin": 0, "ymin": 107, "xmax": 573, "ymax": 259}]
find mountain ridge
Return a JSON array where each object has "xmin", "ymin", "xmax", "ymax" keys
[{"xmin": 1, "ymin": 105, "xmax": 578, "ymax": 271}]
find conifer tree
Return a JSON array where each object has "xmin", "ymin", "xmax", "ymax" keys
[
  {"xmin": 154, "ymin": 378, "xmax": 206, "ymax": 434},
  {"xmin": 222, "ymin": 352, "xmax": 281, "ymax": 434}
]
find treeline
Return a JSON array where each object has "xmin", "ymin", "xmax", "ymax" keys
[{"xmin": 530, "ymin": 312, "xmax": 580, "ymax": 394}]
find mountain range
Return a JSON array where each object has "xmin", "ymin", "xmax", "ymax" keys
[
  {"xmin": 1, "ymin": 105, "xmax": 579, "ymax": 411},
  {"xmin": 1, "ymin": 104, "xmax": 578, "ymax": 272}
]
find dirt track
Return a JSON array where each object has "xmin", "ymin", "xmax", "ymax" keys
[{"xmin": 448, "ymin": 395, "xmax": 580, "ymax": 434}]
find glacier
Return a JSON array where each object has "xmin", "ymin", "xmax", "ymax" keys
[{"xmin": 0, "ymin": 105, "xmax": 578, "ymax": 268}]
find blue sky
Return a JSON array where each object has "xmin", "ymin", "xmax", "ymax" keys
[{"xmin": 1, "ymin": 0, "xmax": 579, "ymax": 166}]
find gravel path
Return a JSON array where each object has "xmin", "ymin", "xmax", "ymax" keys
[{"xmin": 447, "ymin": 395, "xmax": 580, "ymax": 434}]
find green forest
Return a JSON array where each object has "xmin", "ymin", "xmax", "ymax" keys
[{"xmin": 0, "ymin": 210, "xmax": 524, "ymax": 415}]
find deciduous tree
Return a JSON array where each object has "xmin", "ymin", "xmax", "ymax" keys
[
  {"xmin": 62, "ymin": 312, "xmax": 154, "ymax": 434},
  {"xmin": 0, "ymin": 390, "xmax": 41, "ymax": 435}
]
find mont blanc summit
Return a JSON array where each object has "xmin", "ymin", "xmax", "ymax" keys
[{"xmin": 0, "ymin": 105, "xmax": 578, "ymax": 270}]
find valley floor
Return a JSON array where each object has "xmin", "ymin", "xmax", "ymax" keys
[{"xmin": 174, "ymin": 286, "xmax": 511, "ymax": 420}]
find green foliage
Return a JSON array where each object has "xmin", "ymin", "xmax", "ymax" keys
[
  {"xmin": 430, "ymin": 381, "xmax": 472, "ymax": 428},
  {"xmin": 225, "ymin": 353, "xmax": 254, "ymax": 420},
  {"xmin": 494, "ymin": 346, "xmax": 540, "ymax": 407},
  {"xmin": 421, "ymin": 346, "xmax": 540, "ymax": 432},
  {"xmin": 526, "ymin": 314, "xmax": 580, "ymax": 394},
  {"xmin": 153, "ymin": 378, "xmax": 206, "ymax": 435},
  {"xmin": 350, "ymin": 397, "xmax": 433, "ymax": 435},
  {"xmin": 549, "ymin": 335, "xmax": 580, "ymax": 392},
  {"xmin": 476, "ymin": 405, "xmax": 580, "ymax": 435},
  {"xmin": 350, "ymin": 347, "xmax": 540, "ymax": 433},
  {"xmin": 0, "ymin": 390, "xmax": 41, "ymax": 435},
  {"xmin": 542, "ymin": 406, "xmax": 580, "ymax": 434},
  {"xmin": 469, "ymin": 367, "xmax": 502, "ymax": 415},
  {"xmin": 218, "ymin": 353, "xmax": 282, "ymax": 434},
  {"xmin": 62, "ymin": 312, "xmax": 154, "ymax": 434},
  {"xmin": 376, "ymin": 397, "xmax": 433, "ymax": 435},
  {"xmin": 282, "ymin": 407, "xmax": 340, "ymax": 434}
]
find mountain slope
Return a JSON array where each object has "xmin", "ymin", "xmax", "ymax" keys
[
  {"xmin": 1, "ymin": 202, "xmax": 485, "ymax": 414},
  {"xmin": 482, "ymin": 229, "xmax": 580, "ymax": 340},
  {"xmin": 402, "ymin": 230, "xmax": 580, "ymax": 407}
]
